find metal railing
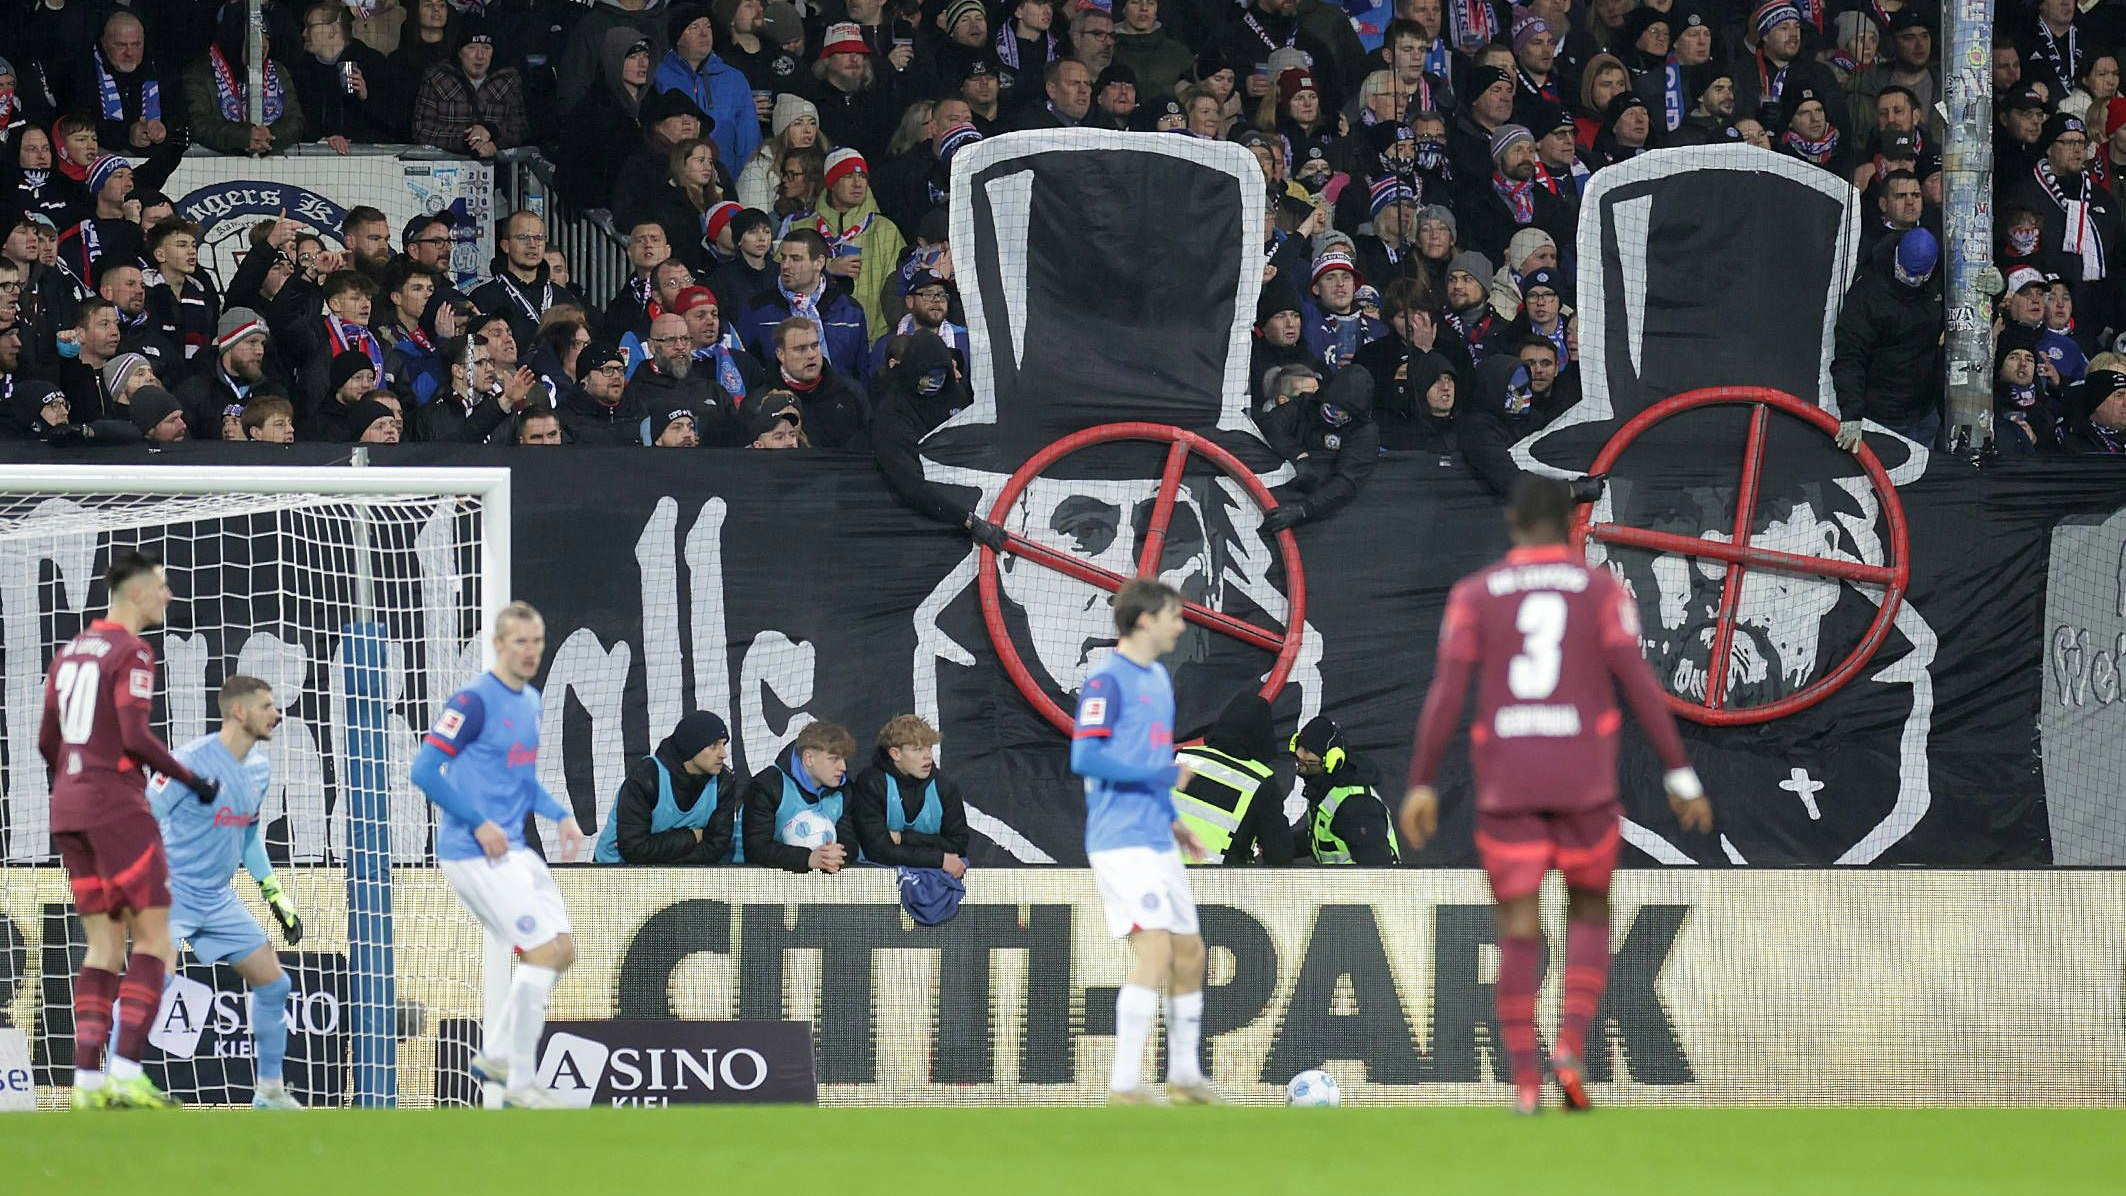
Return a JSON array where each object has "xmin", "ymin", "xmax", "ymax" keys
[{"xmin": 495, "ymin": 149, "xmax": 631, "ymax": 307}]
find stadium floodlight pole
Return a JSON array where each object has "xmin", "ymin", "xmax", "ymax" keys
[
  {"xmin": 1941, "ymin": 0, "xmax": 2000, "ymax": 452},
  {"xmin": 245, "ymin": 0, "xmax": 265, "ymax": 128}
]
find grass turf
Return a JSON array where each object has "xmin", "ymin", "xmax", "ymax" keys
[{"xmin": 5, "ymin": 1107, "xmax": 2121, "ymax": 1194}]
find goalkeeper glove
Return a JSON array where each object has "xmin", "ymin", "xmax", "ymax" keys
[
  {"xmin": 190, "ymin": 774, "xmax": 220, "ymax": 805},
  {"xmin": 258, "ymin": 875, "xmax": 304, "ymax": 944}
]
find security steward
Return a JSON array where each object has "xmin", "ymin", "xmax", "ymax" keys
[
  {"xmin": 594, "ymin": 710, "xmax": 746, "ymax": 864},
  {"xmin": 1290, "ymin": 716, "xmax": 1400, "ymax": 865},
  {"xmin": 1173, "ymin": 692, "xmax": 1295, "ymax": 865},
  {"xmin": 849, "ymin": 714, "xmax": 972, "ymax": 875}
]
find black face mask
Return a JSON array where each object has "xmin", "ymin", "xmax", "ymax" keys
[{"xmin": 1413, "ymin": 140, "xmax": 1447, "ymax": 172}]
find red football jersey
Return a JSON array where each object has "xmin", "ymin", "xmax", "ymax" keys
[
  {"xmin": 1409, "ymin": 544, "xmax": 1688, "ymax": 814},
  {"xmin": 39, "ymin": 620, "xmax": 175, "ymax": 831}
]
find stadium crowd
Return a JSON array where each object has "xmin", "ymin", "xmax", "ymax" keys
[{"xmin": 0, "ymin": 0, "xmax": 2122, "ymax": 478}]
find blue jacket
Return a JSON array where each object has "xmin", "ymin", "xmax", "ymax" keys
[
  {"xmin": 738, "ymin": 287, "xmax": 873, "ymax": 384},
  {"xmin": 654, "ymin": 51, "xmax": 760, "ymax": 175}
]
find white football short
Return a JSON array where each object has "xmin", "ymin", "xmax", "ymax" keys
[
  {"xmin": 1088, "ymin": 845, "xmax": 1200, "ymax": 939},
  {"xmin": 440, "ymin": 848, "xmax": 572, "ymax": 951}
]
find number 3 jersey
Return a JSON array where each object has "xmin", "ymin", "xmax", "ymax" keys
[{"xmin": 1411, "ymin": 544, "xmax": 1689, "ymax": 815}]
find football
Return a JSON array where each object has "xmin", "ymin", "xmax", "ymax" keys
[
  {"xmin": 1285, "ymin": 1069, "xmax": 1341, "ymax": 1107},
  {"xmin": 781, "ymin": 809, "xmax": 838, "ymax": 848}
]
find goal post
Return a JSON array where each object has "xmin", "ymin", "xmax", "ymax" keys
[{"xmin": 0, "ymin": 464, "xmax": 512, "ymax": 1109}]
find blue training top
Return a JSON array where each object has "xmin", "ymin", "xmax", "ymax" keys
[
  {"xmin": 413, "ymin": 672, "xmax": 570, "ymax": 862},
  {"xmin": 1070, "ymin": 652, "xmax": 1182, "ymax": 855},
  {"xmin": 149, "ymin": 733, "xmax": 275, "ymax": 902}
]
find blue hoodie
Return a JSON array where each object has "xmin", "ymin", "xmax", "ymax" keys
[{"xmin": 654, "ymin": 50, "xmax": 760, "ymax": 174}]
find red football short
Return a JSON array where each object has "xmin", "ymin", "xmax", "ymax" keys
[
  {"xmin": 1474, "ymin": 802, "xmax": 1622, "ymax": 901},
  {"xmin": 52, "ymin": 809, "xmax": 170, "ymax": 917}
]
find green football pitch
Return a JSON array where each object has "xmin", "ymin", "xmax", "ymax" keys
[{"xmin": 6, "ymin": 1107, "xmax": 2121, "ymax": 1194}]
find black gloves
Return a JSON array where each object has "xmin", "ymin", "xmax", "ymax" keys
[
  {"xmin": 966, "ymin": 515, "xmax": 1010, "ymax": 552},
  {"xmin": 1261, "ymin": 502, "xmax": 1310, "ymax": 535},
  {"xmin": 190, "ymin": 774, "xmax": 221, "ymax": 805},
  {"xmin": 1569, "ymin": 473, "xmax": 1607, "ymax": 503}
]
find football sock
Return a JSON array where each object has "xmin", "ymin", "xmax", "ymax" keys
[
  {"xmin": 1558, "ymin": 917, "xmax": 1612, "ymax": 1063},
  {"xmin": 1110, "ymin": 984, "xmax": 1159, "ymax": 1090},
  {"xmin": 506, "ymin": 965, "xmax": 558, "ymax": 1090},
  {"xmin": 1165, "ymin": 990, "xmax": 1205, "ymax": 1084},
  {"xmin": 72, "ymin": 965, "xmax": 120, "ymax": 1086},
  {"xmin": 251, "ymin": 974, "xmax": 293, "ymax": 1084},
  {"xmin": 112, "ymin": 953, "xmax": 167, "ymax": 1076},
  {"xmin": 1495, "ymin": 934, "xmax": 1544, "ymax": 1087}
]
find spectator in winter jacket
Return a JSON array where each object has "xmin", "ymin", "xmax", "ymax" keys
[
  {"xmin": 183, "ymin": 11, "xmax": 308, "ymax": 156},
  {"xmin": 411, "ymin": 18, "xmax": 527, "ymax": 159},
  {"xmin": 558, "ymin": 30, "xmax": 656, "ymax": 213},
  {"xmin": 744, "ymin": 720, "xmax": 860, "ymax": 874},
  {"xmin": 1377, "ymin": 349, "xmax": 1463, "ymax": 454},
  {"xmin": 813, "ymin": 148, "xmax": 906, "ymax": 341},
  {"xmin": 67, "ymin": 11, "xmax": 177, "ymax": 154},
  {"xmin": 1302, "ymin": 250, "xmax": 1391, "ymax": 372},
  {"xmin": 850, "ymin": 715, "xmax": 971, "ymax": 872},
  {"xmin": 656, "ymin": 5, "xmax": 761, "ymax": 171},
  {"xmin": 737, "ymin": 227, "xmax": 870, "ymax": 379},
  {"xmin": 1258, "ymin": 364, "xmax": 1381, "ymax": 532},
  {"xmin": 806, "ymin": 23, "xmax": 896, "ymax": 159},
  {"xmin": 558, "ymin": 335, "xmax": 647, "ymax": 446},
  {"xmin": 627, "ymin": 311, "xmax": 742, "ymax": 445},
  {"xmin": 2065, "ymin": 367, "xmax": 2126, "ymax": 452},
  {"xmin": 599, "ymin": 710, "xmax": 745, "ymax": 864},
  {"xmin": 675, "ymin": 284, "xmax": 766, "ymax": 400},
  {"xmin": 1831, "ymin": 227, "xmax": 1945, "ymax": 449},
  {"xmin": 472, "ymin": 211, "xmax": 588, "ymax": 343},
  {"xmin": 174, "ymin": 307, "xmax": 283, "ymax": 436},
  {"xmin": 1459, "ymin": 352, "xmax": 1577, "ymax": 497},
  {"xmin": 871, "ymin": 330, "xmax": 1005, "ymax": 543},
  {"xmin": 292, "ymin": 2, "xmax": 410, "ymax": 149},
  {"xmin": 768, "ymin": 315, "xmax": 867, "ymax": 447}
]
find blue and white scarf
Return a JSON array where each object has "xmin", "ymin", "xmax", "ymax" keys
[
  {"xmin": 691, "ymin": 332, "xmax": 749, "ymax": 400},
  {"xmin": 96, "ymin": 47, "xmax": 161, "ymax": 123}
]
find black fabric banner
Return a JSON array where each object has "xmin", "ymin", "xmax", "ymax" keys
[{"xmin": 0, "ymin": 442, "xmax": 2085, "ymax": 868}]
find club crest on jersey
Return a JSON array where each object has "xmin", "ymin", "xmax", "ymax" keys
[
  {"xmin": 129, "ymin": 669, "xmax": 154, "ymax": 699},
  {"xmin": 436, "ymin": 709, "xmax": 465, "ymax": 738}
]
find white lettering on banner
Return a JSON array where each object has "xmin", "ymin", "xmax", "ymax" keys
[
  {"xmin": 0, "ymin": 1028, "xmax": 35, "ymax": 1112},
  {"xmin": 5, "ymin": 867, "xmax": 2126, "ymax": 1107}
]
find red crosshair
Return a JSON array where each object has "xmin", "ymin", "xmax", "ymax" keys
[
  {"xmin": 976, "ymin": 422, "xmax": 1308, "ymax": 735},
  {"xmin": 1570, "ymin": 387, "xmax": 1912, "ymax": 726}
]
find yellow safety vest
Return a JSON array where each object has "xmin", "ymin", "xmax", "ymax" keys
[{"xmin": 1172, "ymin": 745, "xmax": 1273, "ymax": 862}]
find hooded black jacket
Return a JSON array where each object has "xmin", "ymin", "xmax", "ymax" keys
[
  {"xmin": 848, "ymin": 746, "xmax": 973, "ymax": 867},
  {"xmin": 1259, "ymin": 365, "xmax": 1382, "ymax": 520},
  {"xmin": 743, "ymin": 745, "xmax": 859, "ymax": 873},
  {"xmin": 1830, "ymin": 233, "xmax": 1946, "ymax": 427},
  {"xmin": 1184, "ymin": 692, "xmax": 1295, "ymax": 866},
  {"xmin": 1373, "ymin": 349, "xmax": 1465, "ymax": 453},
  {"xmin": 608, "ymin": 731, "xmax": 746, "ymax": 864},
  {"xmin": 871, "ymin": 331, "xmax": 978, "ymax": 524},
  {"xmin": 1459, "ymin": 354, "xmax": 1581, "ymax": 497}
]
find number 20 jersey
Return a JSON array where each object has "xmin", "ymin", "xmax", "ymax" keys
[
  {"xmin": 42, "ymin": 621, "xmax": 161, "ymax": 831},
  {"xmin": 1435, "ymin": 545, "xmax": 1683, "ymax": 815}
]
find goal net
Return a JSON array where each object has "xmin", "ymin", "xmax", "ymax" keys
[{"xmin": 0, "ymin": 465, "xmax": 509, "ymax": 1108}]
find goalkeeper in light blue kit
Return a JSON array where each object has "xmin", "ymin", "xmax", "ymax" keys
[
  {"xmin": 411, "ymin": 601, "xmax": 586, "ymax": 1109},
  {"xmin": 147, "ymin": 675, "xmax": 304, "ymax": 1110}
]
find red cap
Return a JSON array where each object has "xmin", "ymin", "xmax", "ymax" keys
[{"xmin": 673, "ymin": 285, "xmax": 717, "ymax": 315}]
